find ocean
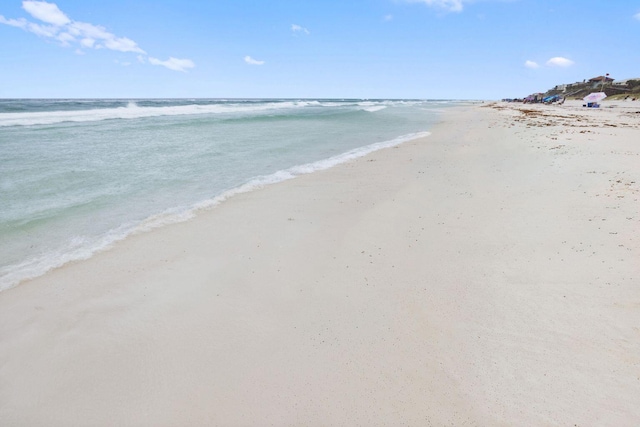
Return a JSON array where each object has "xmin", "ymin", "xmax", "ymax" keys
[{"xmin": 0, "ymin": 98, "xmax": 465, "ymax": 291}]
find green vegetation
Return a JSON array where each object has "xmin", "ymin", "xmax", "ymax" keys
[{"xmin": 627, "ymin": 80, "xmax": 640, "ymax": 89}]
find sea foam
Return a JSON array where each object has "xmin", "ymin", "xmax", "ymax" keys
[
  {"xmin": 0, "ymin": 99, "xmax": 442, "ymax": 127},
  {"xmin": 0, "ymin": 100, "xmax": 322, "ymax": 127}
]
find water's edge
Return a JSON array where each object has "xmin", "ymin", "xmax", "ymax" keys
[{"xmin": 0, "ymin": 130, "xmax": 431, "ymax": 292}]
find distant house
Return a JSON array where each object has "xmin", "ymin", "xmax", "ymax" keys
[
  {"xmin": 567, "ymin": 81, "xmax": 587, "ymax": 88},
  {"xmin": 613, "ymin": 78, "xmax": 640, "ymax": 87},
  {"xmin": 589, "ymin": 75, "xmax": 614, "ymax": 89}
]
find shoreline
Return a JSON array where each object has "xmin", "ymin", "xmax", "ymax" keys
[
  {"xmin": 0, "ymin": 129, "xmax": 432, "ymax": 292},
  {"xmin": 1, "ymin": 103, "xmax": 639, "ymax": 425}
]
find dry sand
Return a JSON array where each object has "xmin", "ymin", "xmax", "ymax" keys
[{"xmin": 1, "ymin": 102, "xmax": 639, "ymax": 426}]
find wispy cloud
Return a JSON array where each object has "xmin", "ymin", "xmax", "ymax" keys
[
  {"xmin": 383, "ymin": 14, "xmax": 394, "ymax": 21},
  {"xmin": 525, "ymin": 57, "xmax": 574, "ymax": 69},
  {"xmin": 5, "ymin": 1, "xmax": 146, "ymax": 54},
  {"xmin": 524, "ymin": 60, "xmax": 539, "ymax": 69},
  {"xmin": 634, "ymin": 12, "xmax": 640, "ymax": 21},
  {"xmin": 0, "ymin": 1, "xmax": 194, "ymax": 71},
  {"xmin": 401, "ymin": 0, "xmax": 514, "ymax": 13},
  {"xmin": 64, "ymin": 21, "xmax": 145, "ymax": 53},
  {"xmin": 0, "ymin": 16, "xmax": 25, "ymax": 28},
  {"xmin": 0, "ymin": 14, "xmax": 62, "ymax": 40},
  {"xmin": 244, "ymin": 55, "xmax": 265, "ymax": 65},
  {"xmin": 402, "ymin": 0, "xmax": 465, "ymax": 12},
  {"xmin": 148, "ymin": 57, "xmax": 195, "ymax": 72},
  {"xmin": 546, "ymin": 56, "xmax": 574, "ymax": 67},
  {"xmin": 291, "ymin": 24, "xmax": 310, "ymax": 35}
]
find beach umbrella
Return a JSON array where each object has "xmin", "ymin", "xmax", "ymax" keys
[{"xmin": 583, "ymin": 92, "xmax": 607, "ymax": 102}]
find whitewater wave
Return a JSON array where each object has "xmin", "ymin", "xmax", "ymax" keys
[
  {"xmin": 0, "ymin": 99, "xmax": 445, "ymax": 127},
  {"xmin": 361, "ymin": 106, "xmax": 387, "ymax": 112},
  {"xmin": 0, "ymin": 100, "xmax": 329, "ymax": 127},
  {"xmin": 0, "ymin": 130, "xmax": 431, "ymax": 292}
]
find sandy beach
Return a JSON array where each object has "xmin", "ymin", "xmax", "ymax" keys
[{"xmin": 1, "ymin": 102, "xmax": 639, "ymax": 425}]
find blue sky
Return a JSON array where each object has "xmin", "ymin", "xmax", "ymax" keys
[{"xmin": 1, "ymin": 0, "xmax": 639, "ymax": 99}]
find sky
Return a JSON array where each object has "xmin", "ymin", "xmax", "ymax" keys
[{"xmin": 0, "ymin": 0, "xmax": 639, "ymax": 99}]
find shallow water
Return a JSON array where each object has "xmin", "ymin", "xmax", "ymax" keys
[{"xmin": 0, "ymin": 98, "xmax": 468, "ymax": 290}]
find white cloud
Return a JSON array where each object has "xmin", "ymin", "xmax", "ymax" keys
[
  {"xmin": 403, "ymin": 0, "xmax": 465, "ymax": 12},
  {"xmin": 291, "ymin": 24, "xmax": 310, "ymax": 34},
  {"xmin": 0, "ymin": 15, "xmax": 28, "ymax": 28},
  {"xmin": 401, "ymin": 0, "xmax": 514, "ymax": 13},
  {"xmin": 524, "ymin": 60, "xmax": 539, "ymax": 69},
  {"xmin": 104, "ymin": 36, "xmax": 144, "ymax": 53},
  {"xmin": 1, "ymin": 5, "xmax": 145, "ymax": 53},
  {"xmin": 66, "ymin": 21, "xmax": 145, "ymax": 53},
  {"xmin": 0, "ymin": 1, "xmax": 194, "ymax": 71},
  {"xmin": 68, "ymin": 21, "xmax": 114, "ymax": 40},
  {"xmin": 244, "ymin": 55, "xmax": 265, "ymax": 65},
  {"xmin": 634, "ymin": 12, "xmax": 640, "ymax": 21},
  {"xmin": 0, "ymin": 15, "xmax": 58, "ymax": 39},
  {"xmin": 23, "ymin": 0, "xmax": 70, "ymax": 26},
  {"xmin": 56, "ymin": 31, "xmax": 74, "ymax": 45},
  {"xmin": 26, "ymin": 21, "xmax": 57, "ymax": 37},
  {"xmin": 148, "ymin": 57, "xmax": 195, "ymax": 72},
  {"xmin": 546, "ymin": 56, "xmax": 574, "ymax": 67},
  {"xmin": 384, "ymin": 14, "xmax": 394, "ymax": 21},
  {"xmin": 80, "ymin": 38, "xmax": 95, "ymax": 48}
]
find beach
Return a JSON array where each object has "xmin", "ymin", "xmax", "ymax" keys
[{"xmin": 1, "ymin": 102, "xmax": 639, "ymax": 425}]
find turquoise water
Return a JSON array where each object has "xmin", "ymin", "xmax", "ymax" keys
[{"xmin": 0, "ymin": 99, "xmax": 464, "ymax": 290}]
